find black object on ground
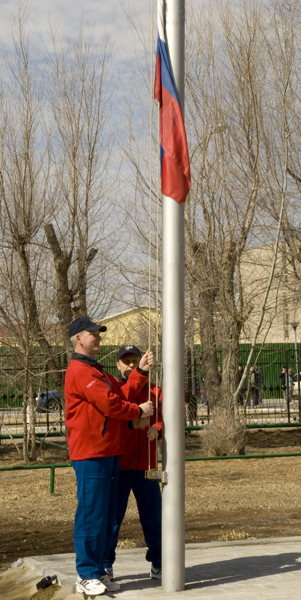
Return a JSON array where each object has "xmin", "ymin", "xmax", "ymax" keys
[{"xmin": 36, "ymin": 575, "xmax": 58, "ymax": 590}]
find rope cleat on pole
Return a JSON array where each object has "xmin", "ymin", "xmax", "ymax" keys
[{"xmin": 145, "ymin": 468, "xmax": 168, "ymax": 483}]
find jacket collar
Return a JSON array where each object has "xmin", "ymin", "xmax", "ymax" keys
[
  {"xmin": 71, "ymin": 352, "xmax": 105, "ymax": 369},
  {"xmin": 118, "ymin": 374, "xmax": 127, "ymax": 383},
  {"xmin": 117, "ymin": 371, "xmax": 148, "ymax": 390}
]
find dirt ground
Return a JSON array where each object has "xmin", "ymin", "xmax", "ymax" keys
[{"xmin": 1, "ymin": 429, "xmax": 301, "ymax": 577}]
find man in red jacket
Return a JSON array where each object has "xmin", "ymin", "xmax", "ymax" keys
[
  {"xmin": 103, "ymin": 344, "xmax": 162, "ymax": 581},
  {"xmin": 65, "ymin": 319, "xmax": 154, "ymax": 597}
]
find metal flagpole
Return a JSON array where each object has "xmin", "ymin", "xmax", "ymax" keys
[{"xmin": 162, "ymin": 0, "xmax": 186, "ymax": 591}]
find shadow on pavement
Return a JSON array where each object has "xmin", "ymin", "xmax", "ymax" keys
[
  {"xmin": 185, "ymin": 552, "xmax": 301, "ymax": 589},
  {"xmin": 114, "ymin": 571, "xmax": 161, "ymax": 590}
]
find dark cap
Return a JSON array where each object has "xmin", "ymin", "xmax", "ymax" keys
[
  {"xmin": 117, "ymin": 345, "xmax": 141, "ymax": 361},
  {"xmin": 69, "ymin": 317, "xmax": 107, "ymax": 338}
]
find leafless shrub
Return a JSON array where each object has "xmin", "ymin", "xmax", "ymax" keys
[{"xmin": 201, "ymin": 408, "xmax": 247, "ymax": 457}]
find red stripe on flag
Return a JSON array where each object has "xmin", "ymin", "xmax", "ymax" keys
[
  {"xmin": 160, "ymin": 86, "xmax": 191, "ymax": 202},
  {"xmin": 161, "ymin": 152, "xmax": 190, "ymax": 205}
]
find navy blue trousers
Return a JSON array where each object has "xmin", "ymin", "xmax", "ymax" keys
[
  {"xmin": 72, "ymin": 456, "xmax": 119, "ymax": 579},
  {"xmin": 103, "ymin": 470, "xmax": 162, "ymax": 570}
]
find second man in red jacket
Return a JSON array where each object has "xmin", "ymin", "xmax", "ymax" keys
[{"xmin": 104, "ymin": 344, "xmax": 162, "ymax": 581}]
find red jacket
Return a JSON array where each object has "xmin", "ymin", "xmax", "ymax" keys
[
  {"xmin": 118, "ymin": 376, "xmax": 162, "ymax": 470},
  {"xmin": 65, "ymin": 353, "xmax": 148, "ymax": 461}
]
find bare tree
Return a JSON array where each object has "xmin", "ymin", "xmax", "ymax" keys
[
  {"xmin": 114, "ymin": 1, "xmax": 268, "ymax": 418},
  {"xmin": 259, "ymin": 1, "xmax": 301, "ymax": 314},
  {"xmin": 185, "ymin": 0, "xmax": 267, "ymax": 411},
  {"xmin": 233, "ymin": 0, "xmax": 301, "ymax": 402},
  {"xmin": 0, "ymin": 8, "xmax": 120, "ymax": 457},
  {"xmin": 0, "ymin": 6, "xmax": 61, "ymax": 457},
  {"xmin": 43, "ymin": 29, "xmax": 117, "ymax": 360}
]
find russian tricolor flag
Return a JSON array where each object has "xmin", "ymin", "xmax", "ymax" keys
[{"xmin": 154, "ymin": 0, "xmax": 191, "ymax": 205}]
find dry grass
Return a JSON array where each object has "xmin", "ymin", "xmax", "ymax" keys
[
  {"xmin": 116, "ymin": 538, "xmax": 138, "ymax": 550},
  {"xmin": 217, "ymin": 529, "xmax": 254, "ymax": 541}
]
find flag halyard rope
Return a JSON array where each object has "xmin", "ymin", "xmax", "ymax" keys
[
  {"xmin": 148, "ymin": 0, "xmax": 154, "ymax": 473},
  {"xmin": 147, "ymin": 0, "xmax": 161, "ymax": 474}
]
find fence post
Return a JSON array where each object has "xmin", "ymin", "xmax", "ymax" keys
[
  {"xmin": 50, "ymin": 466, "xmax": 55, "ymax": 494},
  {"xmin": 46, "ymin": 365, "xmax": 49, "ymax": 433},
  {"xmin": 286, "ymin": 350, "xmax": 290, "ymax": 424},
  {"xmin": 296, "ymin": 348, "xmax": 301, "ymax": 423}
]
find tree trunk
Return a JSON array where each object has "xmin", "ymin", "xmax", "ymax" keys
[
  {"xmin": 196, "ymin": 243, "xmax": 220, "ymax": 409},
  {"xmin": 221, "ymin": 324, "xmax": 240, "ymax": 414},
  {"xmin": 22, "ymin": 350, "xmax": 29, "ymax": 462},
  {"xmin": 219, "ymin": 242, "xmax": 240, "ymax": 413},
  {"xmin": 17, "ymin": 244, "xmax": 66, "ymax": 406},
  {"xmin": 28, "ymin": 376, "xmax": 36, "ymax": 461},
  {"xmin": 44, "ymin": 223, "xmax": 73, "ymax": 362}
]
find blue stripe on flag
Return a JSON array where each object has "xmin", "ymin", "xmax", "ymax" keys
[
  {"xmin": 160, "ymin": 144, "xmax": 164, "ymax": 175},
  {"xmin": 157, "ymin": 36, "xmax": 179, "ymax": 104}
]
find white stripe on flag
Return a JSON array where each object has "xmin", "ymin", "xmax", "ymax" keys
[{"xmin": 157, "ymin": 0, "xmax": 165, "ymax": 42}]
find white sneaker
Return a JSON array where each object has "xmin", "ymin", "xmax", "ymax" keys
[
  {"xmin": 76, "ymin": 576, "xmax": 107, "ymax": 596},
  {"xmin": 100, "ymin": 575, "xmax": 120, "ymax": 592},
  {"xmin": 150, "ymin": 565, "xmax": 162, "ymax": 580},
  {"xmin": 104, "ymin": 567, "xmax": 114, "ymax": 581}
]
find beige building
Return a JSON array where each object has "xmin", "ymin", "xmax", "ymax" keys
[
  {"xmin": 100, "ymin": 307, "xmax": 203, "ymax": 348},
  {"xmin": 99, "ymin": 243, "xmax": 301, "ymax": 349},
  {"xmin": 239, "ymin": 244, "xmax": 301, "ymax": 344},
  {"xmin": 99, "ymin": 307, "xmax": 160, "ymax": 347}
]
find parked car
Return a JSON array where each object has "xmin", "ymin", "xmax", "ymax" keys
[{"xmin": 35, "ymin": 390, "xmax": 62, "ymax": 413}]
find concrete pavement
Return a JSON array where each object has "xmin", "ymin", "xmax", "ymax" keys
[{"xmin": 24, "ymin": 536, "xmax": 301, "ymax": 599}]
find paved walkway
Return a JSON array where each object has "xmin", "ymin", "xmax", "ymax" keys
[{"xmin": 24, "ymin": 537, "xmax": 301, "ymax": 599}]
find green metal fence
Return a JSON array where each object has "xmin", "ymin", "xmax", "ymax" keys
[
  {"xmin": 0, "ymin": 346, "xmax": 120, "ymax": 409},
  {"xmin": 1, "ymin": 343, "xmax": 301, "ymax": 427},
  {"xmin": 191, "ymin": 343, "xmax": 301, "ymax": 400}
]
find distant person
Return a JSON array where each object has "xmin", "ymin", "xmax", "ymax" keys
[
  {"xmin": 279, "ymin": 366, "xmax": 294, "ymax": 402},
  {"xmin": 217, "ymin": 366, "xmax": 222, "ymax": 384},
  {"xmin": 200, "ymin": 373, "xmax": 207, "ymax": 404},
  {"xmin": 237, "ymin": 364, "xmax": 245, "ymax": 406},
  {"xmin": 248, "ymin": 365, "xmax": 262, "ymax": 407},
  {"xmin": 254, "ymin": 364, "xmax": 264, "ymax": 404},
  {"xmin": 289, "ymin": 366, "xmax": 295, "ymax": 394}
]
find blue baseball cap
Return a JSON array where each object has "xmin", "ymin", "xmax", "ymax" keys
[
  {"xmin": 117, "ymin": 345, "xmax": 141, "ymax": 361},
  {"xmin": 69, "ymin": 317, "xmax": 107, "ymax": 338}
]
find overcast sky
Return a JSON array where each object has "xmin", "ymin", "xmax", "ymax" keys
[
  {"xmin": 0, "ymin": 0, "xmax": 151, "ymax": 65},
  {"xmin": 0, "ymin": 0, "xmax": 156, "ymax": 138}
]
